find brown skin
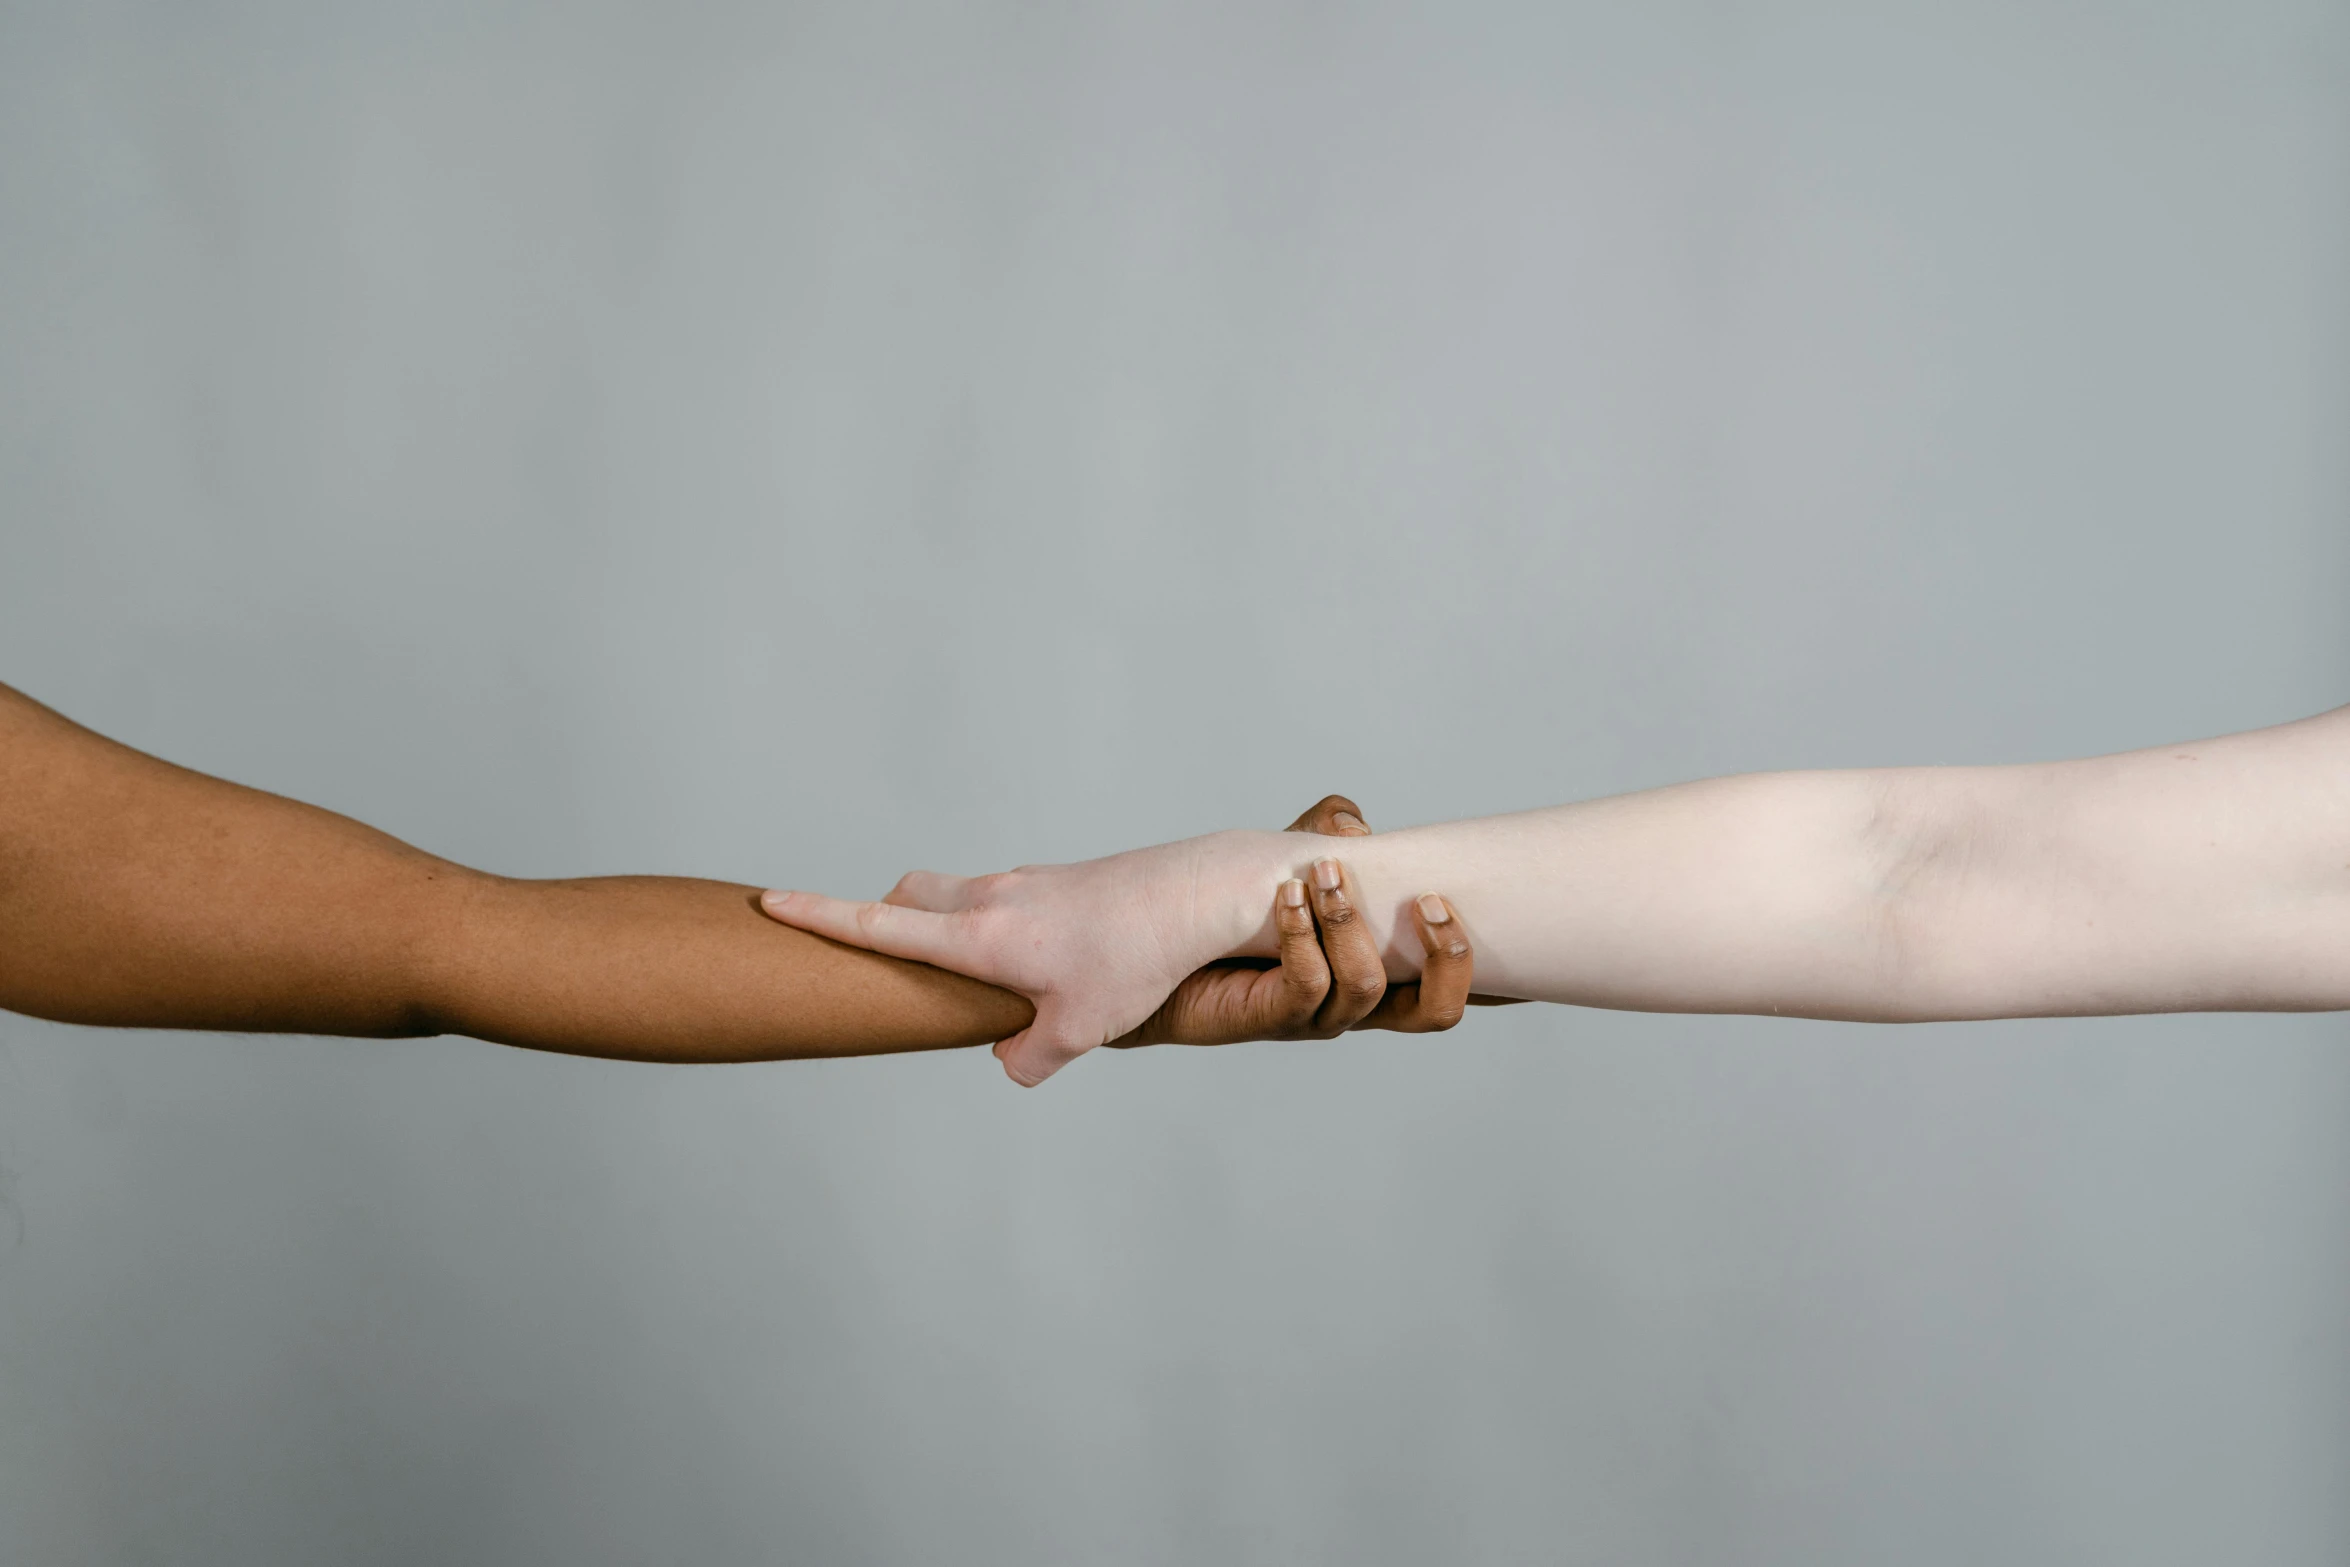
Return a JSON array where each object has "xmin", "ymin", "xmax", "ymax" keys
[
  {"xmin": 1115, "ymin": 795, "xmax": 1512, "ymax": 1048},
  {"xmin": 0, "ymin": 684, "xmax": 1475, "ymax": 1063}
]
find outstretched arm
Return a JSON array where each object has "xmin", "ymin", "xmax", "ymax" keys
[
  {"xmin": 0, "ymin": 683, "xmax": 1469, "ymax": 1063},
  {"xmin": 1240, "ymin": 705, "xmax": 2350, "ymax": 1017},
  {"xmin": 765, "ymin": 706, "xmax": 2350, "ymax": 1083},
  {"xmin": 0, "ymin": 681, "xmax": 1031, "ymax": 1061}
]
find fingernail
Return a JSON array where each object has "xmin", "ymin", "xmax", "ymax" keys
[
  {"xmin": 1280, "ymin": 878, "xmax": 1307, "ymax": 908},
  {"xmin": 1331, "ymin": 811, "xmax": 1366, "ymax": 833},
  {"xmin": 1416, "ymin": 892, "xmax": 1450, "ymax": 923},
  {"xmin": 1313, "ymin": 858, "xmax": 1342, "ymax": 891},
  {"xmin": 760, "ymin": 889, "xmax": 794, "ymax": 911}
]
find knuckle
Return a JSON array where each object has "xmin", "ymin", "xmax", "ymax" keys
[
  {"xmin": 1341, "ymin": 972, "xmax": 1386, "ymax": 1005},
  {"xmin": 1425, "ymin": 1000, "xmax": 1467, "ymax": 1031},
  {"xmin": 1316, "ymin": 898, "xmax": 1358, "ymax": 928}
]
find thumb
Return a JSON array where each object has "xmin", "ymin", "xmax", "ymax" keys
[{"xmin": 991, "ymin": 1008, "xmax": 1095, "ymax": 1088}]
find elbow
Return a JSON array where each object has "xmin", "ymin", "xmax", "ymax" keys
[{"xmin": 1856, "ymin": 770, "xmax": 2005, "ymax": 1017}]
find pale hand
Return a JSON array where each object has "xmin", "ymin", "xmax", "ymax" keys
[
  {"xmin": 761, "ymin": 798, "xmax": 1480, "ymax": 1087},
  {"xmin": 762, "ymin": 833, "xmax": 1266, "ymax": 1085}
]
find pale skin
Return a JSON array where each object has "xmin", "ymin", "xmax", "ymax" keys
[
  {"xmin": 0, "ymin": 681, "xmax": 1479, "ymax": 1060},
  {"xmin": 764, "ymin": 704, "xmax": 2350, "ymax": 1086}
]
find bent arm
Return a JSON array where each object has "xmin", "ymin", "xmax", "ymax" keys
[
  {"xmin": 0, "ymin": 683, "xmax": 1033, "ymax": 1061},
  {"xmin": 1213, "ymin": 707, "xmax": 2350, "ymax": 1019}
]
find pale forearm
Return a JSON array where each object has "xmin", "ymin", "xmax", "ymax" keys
[
  {"xmin": 1208, "ymin": 770, "xmax": 1916, "ymax": 1017},
  {"xmin": 1214, "ymin": 709, "xmax": 2350, "ymax": 1021}
]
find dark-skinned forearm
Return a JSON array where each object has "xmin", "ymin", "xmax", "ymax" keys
[
  {"xmin": 420, "ymin": 874, "xmax": 1033, "ymax": 1062},
  {"xmin": 0, "ymin": 683, "xmax": 1033, "ymax": 1060}
]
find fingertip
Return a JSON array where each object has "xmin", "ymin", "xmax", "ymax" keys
[
  {"xmin": 759, "ymin": 889, "xmax": 796, "ymax": 914},
  {"xmin": 1413, "ymin": 895, "xmax": 1473, "ymax": 975},
  {"xmin": 1006, "ymin": 1048, "xmax": 1055, "ymax": 1087},
  {"xmin": 1287, "ymin": 794, "xmax": 1367, "ymax": 836},
  {"xmin": 1412, "ymin": 893, "xmax": 1457, "ymax": 951},
  {"xmin": 993, "ymin": 1032, "xmax": 1056, "ymax": 1087}
]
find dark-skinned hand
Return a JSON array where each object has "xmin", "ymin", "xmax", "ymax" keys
[{"xmin": 1110, "ymin": 794, "xmax": 1506, "ymax": 1049}]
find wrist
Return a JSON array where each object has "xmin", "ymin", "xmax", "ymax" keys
[
  {"xmin": 1184, "ymin": 829, "xmax": 1325, "ymax": 963},
  {"xmin": 1200, "ymin": 826, "xmax": 1438, "ymax": 982}
]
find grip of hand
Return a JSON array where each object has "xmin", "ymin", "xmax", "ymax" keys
[{"xmin": 761, "ymin": 796, "xmax": 1484, "ymax": 1085}]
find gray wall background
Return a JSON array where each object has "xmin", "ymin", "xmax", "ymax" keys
[{"xmin": 3, "ymin": 2, "xmax": 2347, "ymax": 1562}]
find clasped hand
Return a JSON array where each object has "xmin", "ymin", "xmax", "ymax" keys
[{"xmin": 761, "ymin": 796, "xmax": 1476, "ymax": 1086}]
